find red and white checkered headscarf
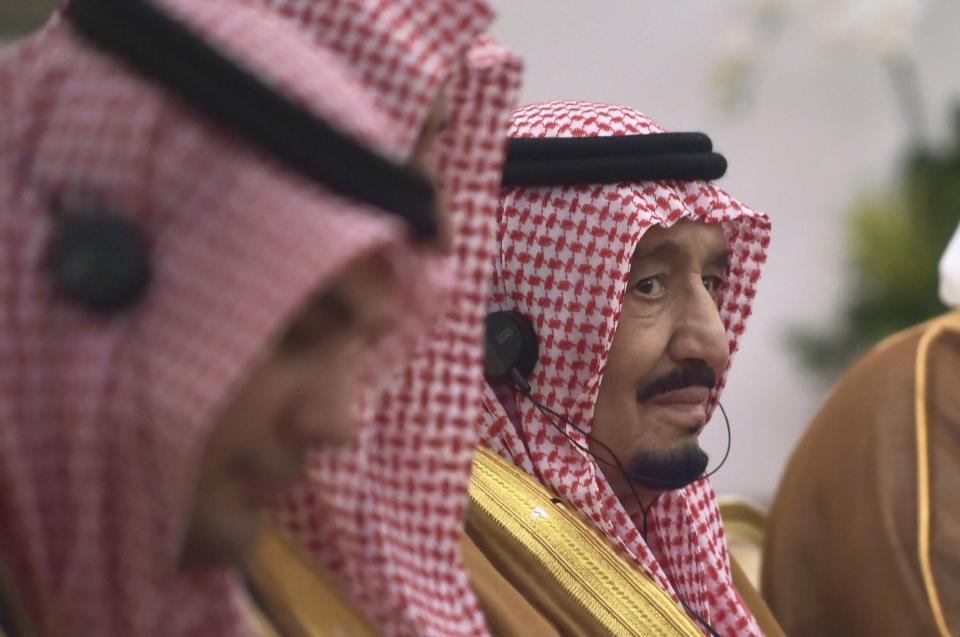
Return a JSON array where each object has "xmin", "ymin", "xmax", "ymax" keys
[
  {"xmin": 481, "ymin": 101, "xmax": 771, "ymax": 636},
  {"xmin": 260, "ymin": 2, "xmax": 523, "ymax": 636},
  {"xmin": 0, "ymin": 2, "xmax": 424, "ymax": 635},
  {"xmin": 256, "ymin": 0, "xmax": 497, "ymax": 157}
]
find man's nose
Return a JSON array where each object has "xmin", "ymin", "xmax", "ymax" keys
[
  {"xmin": 666, "ymin": 281, "xmax": 730, "ymax": 375},
  {"xmin": 290, "ymin": 360, "xmax": 363, "ymax": 450}
]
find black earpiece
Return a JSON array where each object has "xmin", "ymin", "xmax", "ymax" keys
[
  {"xmin": 483, "ymin": 311, "xmax": 539, "ymax": 381},
  {"xmin": 47, "ymin": 207, "xmax": 151, "ymax": 313}
]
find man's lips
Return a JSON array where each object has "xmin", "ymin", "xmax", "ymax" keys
[{"xmin": 643, "ymin": 387, "xmax": 710, "ymax": 422}]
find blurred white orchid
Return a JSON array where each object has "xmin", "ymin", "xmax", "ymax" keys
[
  {"xmin": 821, "ymin": 0, "xmax": 927, "ymax": 59},
  {"xmin": 710, "ymin": 0, "xmax": 789, "ymax": 111},
  {"xmin": 711, "ymin": 0, "xmax": 935, "ymax": 140}
]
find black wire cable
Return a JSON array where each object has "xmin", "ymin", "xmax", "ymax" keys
[
  {"xmin": 680, "ymin": 599, "xmax": 723, "ymax": 637},
  {"xmin": 508, "ymin": 369, "xmax": 733, "ymax": 535},
  {"xmin": 510, "ymin": 370, "xmax": 655, "ymax": 537},
  {"xmin": 703, "ymin": 401, "xmax": 732, "ymax": 482}
]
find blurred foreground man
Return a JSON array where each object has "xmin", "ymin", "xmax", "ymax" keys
[
  {"xmin": 240, "ymin": 1, "xmax": 524, "ymax": 636},
  {"xmin": 0, "ymin": 1, "xmax": 444, "ymax": 635},
  {"xmin": 463, "ymin": 101, "xmax": 783, "ymax": 637},
  {"xmin": 763, "ymin": 222, "xmax": 960, "ymax": 636}
]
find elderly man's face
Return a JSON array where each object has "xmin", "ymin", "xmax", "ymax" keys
[
  {"xmin": 181, "ymin": 251, "xmax": 398, "ymax": 568},
  {"xmin": 590, "ymin": 220, "xmax": 730, "ymax": 507}
]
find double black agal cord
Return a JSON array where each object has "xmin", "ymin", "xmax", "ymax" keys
[
  {"xmin": 66, "ymin": 0, "xmax": 438, "ymax": 240},
  {"xmin": 502, "ymin": 131, "xmax": 728, "ymax": 187}
]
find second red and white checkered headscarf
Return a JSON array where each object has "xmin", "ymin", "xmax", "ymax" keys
[
  {"xmin": 481, "ymin": 101, "xmax": 771, "ymax": 636},
  {"xmin": 256, "ymin": 0, "xmax": 496, "ymax": 156},
  {"xmin": 0, "ymin": 1, "xmax": 423, "ymax": 635},
  {"xmin": 260, "ymin": 2, "xmax": 523, "ymax": 636}
]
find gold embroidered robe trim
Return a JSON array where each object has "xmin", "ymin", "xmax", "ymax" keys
[
  {"xmin": 914, "ymin": 311, "xmax": 960, "ymax": 637},
  {"xmin": 466, "ymin": 446, "xmax": 703, "ymax": 637}
]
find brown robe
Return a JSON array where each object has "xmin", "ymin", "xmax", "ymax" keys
[{"xmin": 763, "ymin": 311, "xmax": 960, "ymax": 636}]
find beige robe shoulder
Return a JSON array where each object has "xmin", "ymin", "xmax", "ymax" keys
[{"xmin": 763, "ymin": 311, "xmax": 960, "ymax": 637}]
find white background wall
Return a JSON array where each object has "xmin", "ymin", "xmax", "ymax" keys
[{"xmin": 487, "ymin": 0, "xmax": 960, "ymax": 503}]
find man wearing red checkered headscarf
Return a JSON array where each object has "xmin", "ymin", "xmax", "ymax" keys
[
  {"xmin": 234, "ymin": 2, "xmax": 523, "ymax": 636},
  {"xmin": 462, "ymin": 101, "xmax": 781, "ymax": 637},
  {"xmin": 0, "ymin": 1, "xmax": 443, "ymax": 635}
]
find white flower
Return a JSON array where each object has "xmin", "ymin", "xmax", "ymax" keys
[
  {"xmin": 821, "ymin": 0, "xmax": 928, "ymax": 59},
  {"xmin": 710, "ymin": 0, "xmax": 790, "ymax": 112}
]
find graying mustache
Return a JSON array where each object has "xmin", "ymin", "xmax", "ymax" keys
[{"xmin": 636, "ymin": 365, "xmax": 716, "ymax": 402}]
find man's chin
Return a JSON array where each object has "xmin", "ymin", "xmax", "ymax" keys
[{"xmin": 626, "ymin": 443, "xmax": 709, "ymax": 492}]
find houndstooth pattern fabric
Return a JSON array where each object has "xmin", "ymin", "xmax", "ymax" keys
[
  {"xmin": 254, "ymin": 0, "xmax": 495, "ymax": 157},
  {"xmin": 0, "ymin": 2, "xmax": 421, "ymax": 635},
  {"xmin": 481, "ymin": 101, "xmax": 770, "ymax": 636},
  {"xmin": 262, "ymin": 3, "xmax": 523, "ymax": 635}
]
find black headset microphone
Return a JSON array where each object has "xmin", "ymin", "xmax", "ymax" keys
[{"xmin": 484, "ymin": 310, "xmax": 728, "ymax": 637}]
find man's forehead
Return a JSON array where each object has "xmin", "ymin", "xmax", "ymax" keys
[{"xmin": 632, "ymin": 220, "xmax": 727, "ymax": 263}]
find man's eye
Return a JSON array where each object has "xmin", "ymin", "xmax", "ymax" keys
[
  {"xmin": 633, "ymin": 276, "xmax": 666, "ymax": 298},
  {"xmin": 278, "ymin": 321, "xmax": 324, "ymax": 352},
  {"xmin": 703, "ymin": 275, "xmax": 723, "ymax": 299}
]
